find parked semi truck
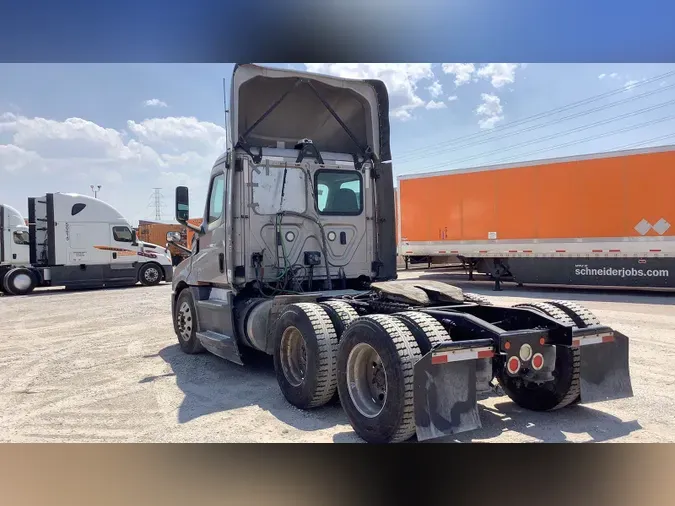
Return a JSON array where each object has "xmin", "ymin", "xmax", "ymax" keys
[
  {"xmin": 398, "ymin": 146, "xmax": 675, "ymax": 289},
  {"xmin": 0, "ymin": 193, "xmax": 173, "ymax": 295},
  {"xmin": 170, "ymin": 64, "xmax": 632, "ymax": 443}
]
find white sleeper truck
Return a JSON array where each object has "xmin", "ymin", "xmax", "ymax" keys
[
  {"xmin": 0, "ymin": 193, "xmax": 173, "ymax": 295},
  {"xmin": 170, "ymin": 64, "xmax": 633, "ymax": 443}
]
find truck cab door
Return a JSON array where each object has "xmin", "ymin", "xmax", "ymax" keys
[
  {"xmin": 191, "ymin": 170, "xmax": 228, "ymax": 286},
  {"xmin": 108, "ymin": 225, "xmax": 138, "ymax": 282}
]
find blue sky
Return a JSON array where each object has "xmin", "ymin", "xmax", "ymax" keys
[{"xmin": 2, "ymin": 63, "xmax": 675, "ymax": 225}]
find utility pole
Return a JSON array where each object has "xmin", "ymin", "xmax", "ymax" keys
[{"xmin": 90, "ymin": 185, "xmax": 101, "ymax": 198}]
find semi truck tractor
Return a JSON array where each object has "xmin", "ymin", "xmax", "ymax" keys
[
  {"xmin": 169, "ymin": 64, "xmax": 633, "ymax": 443},
  {"xmin": 0, "ymin": 193, "xmax": 173, "ymax": 295},
  {"xmin": 398, "ymin": 146, "xmax": 675, "ymax": 289}
]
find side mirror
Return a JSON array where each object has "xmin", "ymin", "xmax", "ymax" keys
[
  {"xmin": 166, "ymin": 231, "xmax": 181, "ymax": 243},
  {"xmin": 175, "ymin": 186, "xmax": 189, "ymax": 222},
  {"xmin": 131, "ymin": 228, "xmax": 138, "ymax": 245}
]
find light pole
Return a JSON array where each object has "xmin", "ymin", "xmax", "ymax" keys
[{"xmin": 90, "ymin": 185, "xmax": 101, "ymax": 198}]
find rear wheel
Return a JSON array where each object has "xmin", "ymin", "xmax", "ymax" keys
[
  {"xmin": 273, "ymin": 303, "xmax": 338, "ymax": 409},
  {"xmin": 393, "ymin": 311, "xmax": 449, "ymax": 354},
  {"xmin": 337, "ymin": 314, "xmax": 422, "ymax": 444},
  {"xmin": 319, "ymin": 300, "xmax": 359, "ymax": 340},
  {"xmin": 463, "ymin": 292, "xmax": 493, "ymax": 305},
  {"xmin": 546, "ymin": 300, "xmax": 600, "ymax": 327},
  {"xmin": 497, "ymin": 301, "xmax": 581, "ymax": 411},
  {"xmin": 139, "ymin": 263, "xmax": 162, "ymax": 286},
  {"xmin": 3, "ymin": 268, "xmax": 36, "ymax": 296}
]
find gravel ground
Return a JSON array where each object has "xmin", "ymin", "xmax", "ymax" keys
[{"xmin": 1, "ymin": 270, "xmax": 673, "ymax": 443}]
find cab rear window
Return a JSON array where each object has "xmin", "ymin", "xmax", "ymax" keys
[{"xmin": 315, "ymin": 170, "xmax": 363, "ymax": 216}]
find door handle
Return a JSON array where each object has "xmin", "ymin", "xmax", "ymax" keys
[
  {"xmin": 219, "ymin": 253, "xmax": 224, "ymax": 273},
  {"xmin": 113, "ymin": 252, "xmax": 117, "ymax": 259}
]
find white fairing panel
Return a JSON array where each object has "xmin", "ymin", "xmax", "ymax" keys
[{"xmin": 1, "ymin": 204, "xmax": 30, "ymax": 266}]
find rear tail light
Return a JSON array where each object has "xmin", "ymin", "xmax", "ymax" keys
[
  {"xmin": 531, "ymin": 353, "xmax": 544, "ymax": 371},
  {"xmin": 507, "ymin": 356, "xmax": 521, "ymax": 374}
]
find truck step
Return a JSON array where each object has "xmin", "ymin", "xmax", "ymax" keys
[{"xmin": 196, "ymin": 331, "xmax": 244, "ymax": 365}]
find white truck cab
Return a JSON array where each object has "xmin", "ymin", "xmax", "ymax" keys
[{"xmin": 0, "ymin": 193, "xmax": 173, "ymax": 295}]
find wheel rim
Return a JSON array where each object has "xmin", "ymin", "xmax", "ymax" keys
[
  {"xmin": 346, "ymin": 342, "xmax": 388, "ymax": 418},
  {"xmin": 13, "ymin": 273, "xmax": 32, "ymax": 292},
  {"xmin": 279, "ymin": 326, "xmax": 307, "ymax": 387},
  {"xmin": 177, "ymin": 301, "xmax": 193, "ymax": 341},
  {"xmin": 144, "ymin": 267, "xmax": 160, "ymax": 283}
]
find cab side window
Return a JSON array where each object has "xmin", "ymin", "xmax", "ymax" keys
[
  {"xmin": 207, "ymin": 173, "xmax": 226, "ymax": 224},
  {"xmin": 113, "ymin": 226, "xmax": 133, "ymax": 242},
  {"xmin": 13, "ymin": 230, "xmax": 29, "ymax": 245}
]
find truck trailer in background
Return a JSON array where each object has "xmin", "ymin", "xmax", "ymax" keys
[
  {"xmin": 397, "ymin": 145, "xmax": 675, "ymax": 289},
  {"xmin": 1, "ymin": 193, "xmax": 174, "ymax": 295}
]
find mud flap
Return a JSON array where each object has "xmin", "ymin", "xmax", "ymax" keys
[
  {"xmin": 413, "ymin": 350, "xmax": 484, "ymax": 442},
  {"xmin": 579, "ymin": 331, "xmax": 633, "ymax": 404}
]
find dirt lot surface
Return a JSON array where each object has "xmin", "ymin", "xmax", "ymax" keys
[{"xmin": 1, "ymin": 269, "xmax": 674, "ymax": 443}]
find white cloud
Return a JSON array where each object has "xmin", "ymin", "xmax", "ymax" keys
[
  {"xmin": 475, "ymin": 93, "xmax": 504, "ymax": 129},
  {"xmin": 441, "ymin": 63, "xmax": 476, "ymax": 86},
  {"xmin": 0, "ymin": 144, "xmax": 45, "ymax": 173},
  {"xmin": 624, "ymin": 78, "xmax": 645, "ymax": 92},
  {"xmin": 598, "ymin": 73, "xmax": 606, "ymax": 80},
  {"xmin": 609, "ymin": 72, "xmax": 619, "ymax": 79},
  {"xmin": 448, "ymin": 95, "xmax": 458, "ymax": 102},
  {"xmin": 144, "ymin": 98, "xmax": 168, "ymax": 108},
  {"xmin": 427, "ymin": 80, "xmax": 443, "ymax": 98},
  {"xmin": 476, "ymin": 63, "xmax": 520, "ymax": 89},
  {"xmin": 304, "ymin": 63, "xmax": 434, "ymax": 121},
  {"xmin": 0, "ymin": 113, "xmax": 227, "ymax": 221},
  {"xmin": 425, "ymin": 100, "xmax": 447, "ymax": 110}
]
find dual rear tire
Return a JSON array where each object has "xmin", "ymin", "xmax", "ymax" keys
[{"xmin": 273, "ymin": 302, "xmax": 448, "ymax": 443}]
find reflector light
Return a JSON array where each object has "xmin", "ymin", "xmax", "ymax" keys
[{"xmin": 519, "ymin": 344, "xmax": 533, "ymax": 362}]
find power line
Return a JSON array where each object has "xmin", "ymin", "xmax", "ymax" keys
[
  {"xmin": 487, "ymin": 115, "xmax": 675, "ymax": 166},
  {"xmin": 146, "ymin": 188, "xmax": 166, "ymax": 221},
  {"xmin": 396, "ymin": 80, "xmax": 675, "ymax": 164},
  {"xmin": 394, "ymin": 69, "xmax": 675, "ymax": 161},
  {"xmin": 413, "ymin": 98, "xmax": 675, "ymax": 173}
]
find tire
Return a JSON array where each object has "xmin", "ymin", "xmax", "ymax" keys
[
  {"xmin": 174, "ymin": 289, "xmax": 205, "ymax": 354},
  {"xmin": 139, "ymin": 263, "xmax": 162, "ymax": 286},
  {"xmin": 393, "ymin": 311, "xmax": 449, "ymax": 354},
  {"xmin": 319, "ymin": 300, "xmax": 359, "ymax": 340},
  {"xmin": 497, "ymin": 301, "xmax": 581, "ymax": 411},
  {"xmin": 546, "ymin": 300, "xmax": 600, "ymax": 327},
  {"xmin": 337, "ymin": 314, "xmax": 422, "ymax": 443},
  {"xmin": 3, "ymin": 268, "xmax": 36, "ymax": 296},
  {"xmin": 463, "ymin": 292, "xmax": 493, "ymax": 305},
  {"xmin": 273, "ymin": 303, "xmax": 338, "ymax": 409}
]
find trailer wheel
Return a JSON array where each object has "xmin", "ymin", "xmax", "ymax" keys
[
  {"xmin": 319, "ymin": 301, "xmax": 359, "ymax": 340},
  {"xmin": 463, "ymin": 293, "xmax": 493, "ymax": 306},
  {"xmin": 497, "ymin": 302, "xmax": 581, "ymax": 411},
  {"xmin": 273, "ymin": 303, "xmax": 338, "ymax": 409},
  {"xmin": 393, "ymin": 311, "xmax": 449, "ymax": 354},
  {"xmin": 3, "ymin": 268, "xmax": 36, "ymax": 296},
  {"xmin": 174, "ymin": 289, "xmax": 205, "ymax": 354},
  {"xmin": 337, "ymin": 314, "xmax": 422, "ymax": 443},
  {"xmin": 139, "ymin": 263, "xmax": 163, "ymax": 286}
]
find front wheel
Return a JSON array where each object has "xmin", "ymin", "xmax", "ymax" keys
[
  {"xmin": 139, "ymin": 263, "xmax": 162, "ymax": 286},
  {"xmin": 3, "ymin": 267, "xmax": 36, "ymax": 296},
  {"xmin": 174, "ymin": 289, "xmax": 204, "ymax": 354}
]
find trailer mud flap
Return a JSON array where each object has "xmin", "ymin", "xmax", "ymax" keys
[
  {"xmin": 577, "ymin": 330, "xmax": 633, "ymax": 404},
  {"xmin": 413, "ymin": 342, "xmax": 493, "ymax": 442}
]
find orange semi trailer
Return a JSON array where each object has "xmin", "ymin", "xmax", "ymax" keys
[{"xmin": 397, "ymin": 145, "xmax": 675, "ymax": 289}]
